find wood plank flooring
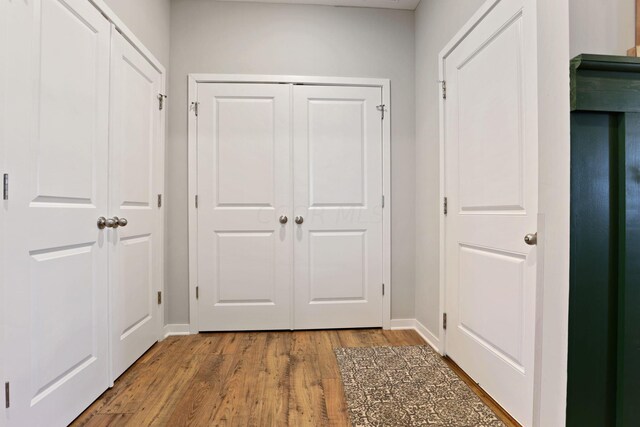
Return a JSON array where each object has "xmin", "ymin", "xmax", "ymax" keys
[{"xmin": 71, "ymin": 329, "xmax": 519, "ymax": 427}]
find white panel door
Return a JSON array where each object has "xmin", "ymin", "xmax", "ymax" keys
[
  {"xmin": 197, "ymin": 84, "xmax": 292, "ymax": 331},
  {"xmin": 293, "ymin": 86, "xmax": 383, "ymax": 329},
  {"xmin": 443, "ymin": 0, "xmax": 538, "ymax": 424},
  {"xmin": 4, "ymin": 0, "xmax": 111, "ymax": 425},
  {"xmin": 109, "ymin": 30, "xmax": 164, "ymax": 380}
]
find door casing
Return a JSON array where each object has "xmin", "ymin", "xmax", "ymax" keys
[{"xmin": 187, "ymin": 74, "xmax": 391, "ymax": 333}]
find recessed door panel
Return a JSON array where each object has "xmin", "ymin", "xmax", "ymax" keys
[
  {"xmin": 119, "ymin": 58, "xmax": 154, "ymax": 207},
  {"xmin": 458, "ymin": 245, "xmax": 525, "ymax": 367},
  {"xmin": 309, "ymin": 231, "xmax": 366, "ymax": 302},
  {"xmin": 308, "ymin": 100, "xmax": 365, "ymax": 207},
  {"xmin": 4, "ymin": 0, "xmax": 111, "ymax": 424},
  {"xmin": 109, "ymin": 30, "xmax": 163, "ymax": 380},
  {"xmin": 119, "ymin": 235, "xmax": 153, "ymax": 339},
  {"xmin": 215, "ymin": 231, "xmax": 275, "ymax": 304},
  {"xmin": 30, "ymin": 244, "xmax": 96, "ymax": 401},
  {"xmin": 443, "ymin": 0, "xmax": 538, "ymax": 424},
  {"xmin": 36, "ymin": 0, "xmax": 102, "ymax": 202},
  {"xmin": 197, "ymin": 83, "xmax": 291, "ymax": 331},
  {"xmin": 294, "ymin": 85, "xmax": 383, "ymax": 329},
  {"xmin": 457, "ymin": 18, "xmax": 524, "ymax": 214},
  {"xmin": 216, "ymin": 99, "xmax": 275, "ymax": 207}
]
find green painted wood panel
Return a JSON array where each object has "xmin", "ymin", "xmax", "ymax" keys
[
  {"xmin": 568, "ymin": 112, "xmax": 618, "ymax": 427},
  {"xmin": 570, "ymin": 54, "xmax": 640, "ymax": 427},
  {"xmin": 616, "ymin": 113, "xmax": 640, "ymax": 426}
]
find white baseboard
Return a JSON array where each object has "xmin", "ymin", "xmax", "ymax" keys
[
  {"xmin": 390, "ymin": 318, "xmax": 441, "ymax": 354},
  {"xmin": 389, "ymin": 318, "xmax": 416, "ymax": 329},
  {"xmin": 163, "ymin": 324, "xmax": 191, "ymax": 338}
]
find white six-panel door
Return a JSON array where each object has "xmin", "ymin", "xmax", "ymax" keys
[
  {"xmin": 443, "ymin": 0, "xmax": 538, "ymax": 424},
  {"xmin": 197, "ymin": 84, "xmax": 292, "ymax": 331},
  {"xmin": 109, "ymin": 29, "xmax": 164, "ymax": 380},
  {"xmin": 4, "ymin": 0, "xmax": 111, "ymax": 424},
  {"xmin": 195, "ymin": 82, "xmax": 384, "ymax": 331},
  {"xmin": 293, "ymin": 85, "xmax": 383, "ymax": 329}
]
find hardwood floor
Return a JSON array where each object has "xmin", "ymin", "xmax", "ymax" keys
[{"xmin": 71, "ymin": 329, "xmax": 519, "ymax": 427}]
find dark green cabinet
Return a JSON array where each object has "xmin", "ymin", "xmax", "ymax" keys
[{"xmin": 569, "ymin": 54, "xmax": 640, "ymax": 427}]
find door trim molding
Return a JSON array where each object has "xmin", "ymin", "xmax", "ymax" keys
[{"xmin": 187, "ymin": 74, "xmax": 391, "ymax": 333}]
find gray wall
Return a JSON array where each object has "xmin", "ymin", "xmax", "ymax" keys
[
  {"xmin": 569, "ymin": 0, "xmax": 635, "ymax": 57},
  {"xmin": 102, "ymin": 0, "xmax": 171, "ymax": 66},
  {"xmin": 167, "ymin": 0, "xmax": 416, "ymax": 323},
  {"xmin": 413, "ymin": 0, "xmax": 485, "ymax": 336}
]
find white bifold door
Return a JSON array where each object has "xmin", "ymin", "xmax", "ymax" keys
[
  {"xmin": 443, "ymin": 0, "xmax": 538, "ymax": 424},
  {"xmin": 3, "ymin": 0, "xmax": 164, "ymax": 425},
  {"xmin": 196, "ymin": 83, "xmax": 384, "ymax": 331}
]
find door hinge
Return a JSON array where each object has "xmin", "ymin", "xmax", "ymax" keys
[
  {"xmin": 157, "ymin": 291, "xmax": 162, "ymax": 305},
  {"xmin": 191, "ymin": 101, "xmax": 199, "ymax": 117},
  {"xmin": 4, "ymin": 382, "xmax": 9, "ymax": 409},
  {"xmin": 2, "ymin": 174, "xmax": 7, "ymax": 200},
  {"xmin": 196, "ymin": 286, "xmax": 199, "ymax": 299},
  {"xmin": 376, "ymin": 104, "xmax": 387, "ymax": 120},
  {"xmin": 443, "ymin": 197, "xmax": 448, "ymax": 215},
  {"xmin": 443, "ymin": 313, "xmax": 447, "ymax": 330},
  {"xmin": 382, "ymin": 283, "xmax": 385, "ymax": 296},
  {"xmin": 158, "ymin": 93, "xmax": 167, "ymax": 111},
  {"xmin": 440, "ymin": 80, "xmax": 447, "ymax": 99},
  {"xmin": 382, "ymin": 195, "xmax": 385, "ymax": 208},
  {"xmin": 157, "ymin": 194, "xmax": 162, "ymax": 208},
  {"xmin": 195, "ymin": 195, "xmax": 199, "ymax": 208}
]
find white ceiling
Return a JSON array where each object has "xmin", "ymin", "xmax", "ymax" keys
[{"xmin": 218, "ymin": 0, "xmax": 421, "ymax": 11}]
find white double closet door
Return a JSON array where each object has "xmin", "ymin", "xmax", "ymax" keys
[
  {"xmin": 196, "ymin": 83, "xmax": 384, "ymax": 331},
  {"xmin": 3, "ymin": 0, "xmax": 164, "ymax": 425}
]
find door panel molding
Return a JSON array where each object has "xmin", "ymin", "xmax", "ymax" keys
[{"xmin": 187, "ymin": 75, "xmax": 391, "ymax": 333}]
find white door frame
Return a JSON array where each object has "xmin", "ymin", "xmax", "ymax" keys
[
  {"xmin": 187, "ymin": 74, "xmax": 391, "ymax": 333},
  {"xmin": 438, "ymin": 0, "xmax": 543, "ymax": 424}
]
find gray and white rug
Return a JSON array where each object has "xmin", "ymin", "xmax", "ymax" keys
[{"xmin": 334, "ymin": 345, "xmax": 505, "ymax": 427}]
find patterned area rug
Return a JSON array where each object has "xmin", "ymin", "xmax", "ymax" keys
[{"xmin": 334, "ymin": 345, "xmax": 505, "ymax": 427}]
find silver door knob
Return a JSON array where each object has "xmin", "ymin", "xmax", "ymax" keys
[
  {"xmin": 295, "ymin": 216, "xmax": 304, "ymax": 225},
  {"xmin": 115, "ymin": 217, "xmax": 128, "ymax": 227},
  {"xmin": 105, "ymin": 218, "xmax": 116, "ymax": 228},
  {"xmin": 279, "ymin": 215, "xmax": 288, "ymax": 224},
  {"xmin": 524, "ymin": 233, "xmax": 537, "ymax": 246},
  {"xmin": 97, "ymin": 217, "xmax": 107, "ymax": 229}
]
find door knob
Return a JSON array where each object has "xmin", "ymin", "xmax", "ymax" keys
[
  {"xmin": 105, "ymin": 218, "xmax": 116, "ymax": 228},
  {"xmin": 524, "ymin": 233, "xmax": 537, "ymax": 246},
  {"xmin": 114, "ymin": 217, "xmax": 128, "ymax": 227},
  {"xmin": 279, "ymin": 215, "xmax": 288, "ymax": 224},
  {"xmin": 97, "ymin": 217, "xmax": 107, "ymax": 229},
  {"xmin": 295, "ymin": 216, "xmax": 304, "ymax": 225}
]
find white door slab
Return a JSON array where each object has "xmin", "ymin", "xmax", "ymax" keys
[
  {"xmin": 196, "ymin": 84, "xmax": 292, "ymax": 331},
  {"xmin": 4, "ymin": 0, "xmax": 111, "ymax": 424},
  {"xmin": 108, "ymin": 29, "xmax": 164, "ymax": 380},
  {"xmin": 0, "ymin": 1, "xmax": 7, "ymax": 424},
  {"xmin": 293, "ymin": 85, "xmax": 384, "ymax": 329},
  {"xmin": 443, "ymin": 0, "xmax": 538, "ymax": 424}
]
